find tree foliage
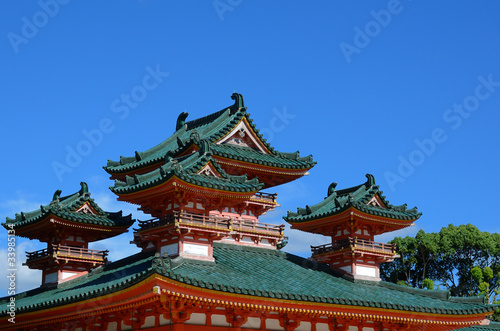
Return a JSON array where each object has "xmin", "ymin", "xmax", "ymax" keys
[{"xmin": 380, "ymin": 224, "xmax": 500, "ymax": 320}]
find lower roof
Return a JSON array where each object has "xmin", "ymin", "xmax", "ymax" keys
[{"xmin": 0, "ymin": 242, "xmax": 494, "ymax": 318}]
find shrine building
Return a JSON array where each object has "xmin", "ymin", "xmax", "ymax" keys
[{"xmin": 0, "ymin": 93, "xmax": 497, "ymax": 330}]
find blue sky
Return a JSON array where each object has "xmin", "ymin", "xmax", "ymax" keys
[{"xmin": 1, "ymin": 1, "xmax": 500, "ymax": 294}]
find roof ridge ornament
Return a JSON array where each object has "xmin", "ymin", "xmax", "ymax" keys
[
  {"xmin": 79, "ymin": 182, "xmax": 89, "ymax": 196},
  {"xmin": 365, "ymin": 174, "xmax": 376, "ymax": 187},
  {"xmin": 327, "ymin": 182, "xmax": 337, "ymax": 196},
  {"xmin": 52, "ymin": 189, "xmax": 62, "ymax": 202},
  {"xmin": 231, "ymin": 93, "xmax": 245, "ymax": 111},
  {"xmin": 176, "ymin": 111, "xmax": 189, "ymax": 131}
]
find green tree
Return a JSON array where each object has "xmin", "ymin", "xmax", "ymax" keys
[{"xmin": 380, "ymin": 224, "xmax": 500, "ymax": 303}]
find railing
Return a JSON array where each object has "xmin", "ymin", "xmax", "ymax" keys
[
  {"xmin": 137, "ymin": 211, "xmax": 284, "ymax": 236},
  {"xmin": 311, "ymin": 237, "xmax": 395, "ymax": 256},
  {"xmin": 230, "ymin": 219, "xmax": 284, "ymax": 236},
  {"xmin": 25, "ymin": 245, "xmax": 108, "ymax": 263},
  {"xmin": 252, "ymin": 192, "xmax": 277, "ymax": 203}
]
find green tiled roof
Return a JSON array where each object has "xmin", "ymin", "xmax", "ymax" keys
[
  {"xmin": 104, "ymin": 93, "xmax": 315, "ymax": 175},
  {"xmin": 0, "ymin": 251, "xmax": 156, "ymax": 315},
  {"xmin": 110, "ymin": 147, "xmax": 264, "ymax": 194},
  {"xmin": 2, "ymin": 182, "xmax": 134, "ymax": 231},
  {"xmin": 211, "ymin": 143, "xmax": 314, "ymax": 169},
  {"xmin": 284, "ymin": 174, "xmax": 421, "ymax": 223},
  {"xmin": 1, "ymin": 243, "xmax": 493, "ymax": 317}
]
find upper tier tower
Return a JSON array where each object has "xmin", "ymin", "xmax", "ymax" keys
[
  {"xmin": 284, "ymin": 174, "xmax": 421, "ymax": 281},
  {"xmin": 104, "ymin": 93, "xmax": 316, "ymax": 261},
  {"xmin": 2, "ymin": 182, "xmax": 134, "ymax": 285}
]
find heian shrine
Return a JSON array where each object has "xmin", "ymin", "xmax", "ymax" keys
[{"xmin": 1, "ymin": 93, "xmax": 498, "ymax": 330}]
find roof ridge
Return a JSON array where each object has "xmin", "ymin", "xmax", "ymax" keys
[{"xmin": 184, "ymin": 93, "xmax": 245, "ymax": 131}]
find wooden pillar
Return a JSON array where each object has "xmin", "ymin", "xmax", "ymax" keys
[{"xmin": 259, "ymin": 313, "xmax": 266, "ymax": 330}]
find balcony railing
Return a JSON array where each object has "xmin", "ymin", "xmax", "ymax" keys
[
  {"xmin": 252, "ymin": 192, "xmax": 277, "ymax": 203},
  {"xmin": 311, "ymin": 237, "xmax": 395, "ymax": 256},
  {"xmin": 25, "ymin": 245, "xmax": 108, "ymax": 264},
  {"xmin": 137, "ymin": 211, "xmax": 284, "ymax": 237}
]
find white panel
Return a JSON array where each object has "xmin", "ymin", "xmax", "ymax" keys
[
  {"xmin": 67, "ymin": 235, "xmax": 74, "ymax": 241},
  {"xmin": 183, "ymin": 243, "xmax": 209, "ymax": 256},
  {"xmin": 62, "ymin": 271, "xmax": 78, "ymax": 280},
  {"xmin": 107, "ymin": 322, "xmax": 118, "ymax": 331},
  {"xmin": 76, "ymin": 236, "xmax": 84, "ymax": 242},
  {"xmin": 121, "ymin": 321, "xmax": 132, "ymax": 330},
  {"xmin": 186, "ymin": 202, "xmax": 194, "ymax": 208},
  {"xmin": 356, "ymin": 265, "xmax": 377, "ymax": 277},
  {"xmin": 161, "ymin": 243, "xmax": 179, "ymax": 256},
  {"xmin": 316, "ymin": 323, "xmax": 330, "ymax": 331},
  {"xmin": 265, "ymin": 318, "xmax": 283, "ymax": 330},
  {"xmin": 242, "ymin": 317, "xmax": 262, "ymax": 329},
  {"xmin": 186, "ymin": 313, "xmax": 206, "ymax": 325},
  {"xmin": 196, "ymin": 203, "xmax": 205, "ymax": 210},
  {"xmin": 261, "ymin": 239, "xmax": 272, "ymax": 246},
  {"xmin": 143, "ymin": 316, "xmax": 155, "ymax": 328},
  {"xmin": 241, "ymin": 236, "xmax": 253, "ymax": 243},
  {"xmin": 211, "ymin": 314, "xmax": 229, "ymax": 327},
  {"xmin": 295, "ymin": 321, "xmax": 312, "ymax": 331},
  {"xmin": 45, "ymin": 272, "xmax": 58, "ymax": 283},
  {"xmin": 159, "ymin": 314, "xmax": 171, "ymax": 326}
]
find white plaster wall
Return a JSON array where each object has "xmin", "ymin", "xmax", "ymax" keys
[
  {"xmin": 183, "ymin": 243, "xmax": 209, "ymax": 256},
  {"xmin": 356, "ymin": 265, "xmax": 376, "ymax": 278},
  {"xmin": 265, "ymin": 318, "xmax": 283, "ymax": 330},
  {"xmin": 211, "ymin": 314, "xmax": 229, "ymax": 327},
  {"xmin": 186, "ymin": 313, "xmax": 206, "ymax": 325},
  {"xmin": 142, "ymin": 315, "xmax": 155, "ymax": 328},
  {"xmin": 316, "ymin": 323, "xmax": 331, "ymax": 331},
  {"xmin": 295, "ymin": 321, "xmax": 311, "ymax": 331},
  {"xmin": 159, "ymin": 314, "xmax": 171, "ymax": 325},
  {"xmin": 107, "ymin": 321, "xmax": 118, "ymax": 330}
]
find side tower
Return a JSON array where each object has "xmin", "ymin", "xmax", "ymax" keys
[
  {"xmin": 284, "ymin": 174, "xmax": 421, "ymax": 281},
  {"xmin": 104, "ymin": 93, "xmax": 316, "ymax": 261},
  {"xmin": 2, "ymin": 182, "xmax": 134, "ymax": 286}
]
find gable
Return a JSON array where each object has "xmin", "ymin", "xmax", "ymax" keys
[
  {"xmin": 216, "ymin": 118, "xmax": 269, "ymax": 154},
  {"xmin": 197, "ymin": 162, "xmax": 222, "ymax": 177},
  {"xmin": 366, "ymin": 195, "xmax": 386, "ymax": 208},
  {"xmin": 75, "ymin": 202, "xmax": 99, "ymax": 215}
]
